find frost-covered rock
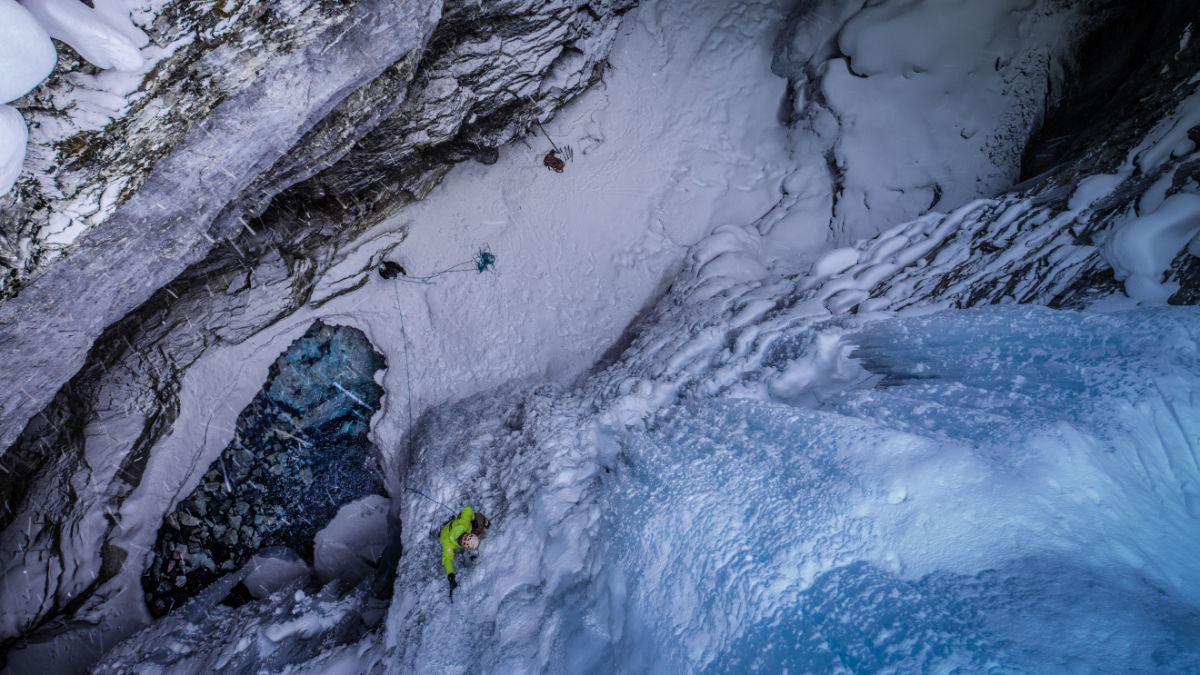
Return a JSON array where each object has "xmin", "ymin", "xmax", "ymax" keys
[
  {"xmin": 92, "ymin": 582, "xmax": 385, "ymax": 674},
  {"xmin": 243, "ymin": 547, "xmax": 311, "ymax": 600},
  {"xmin": 313, "ymin": 494, "xmax": 390, "ymax": 586},
  {"xmin": 0, "ymin": 0, "xmax": 56, "ymax": 103}
]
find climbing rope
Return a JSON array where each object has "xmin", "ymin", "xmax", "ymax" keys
[
  {"xmin": 391, "ymin": 247, "xmax": 496, "ymax": 285},
  {"xmin": 387, "ymin": 246, "xmax": 496, "ymax": 515}
]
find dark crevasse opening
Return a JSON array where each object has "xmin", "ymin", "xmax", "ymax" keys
[
  {"xmin": 141, "ymin": 320, "xmax": 386, "ymax": 617},
  {"xmin": 1020, "ymin": 0, "xmax": 1200, "ymax": 181}
]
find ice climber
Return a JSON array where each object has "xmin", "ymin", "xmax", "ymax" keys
[
  {"xmin": 378, "ymin": 260, "xmax": 407, "ymax": 279},
  {"xmin": 439, "ymin": 506, "xmax": 490, "ymax": 601}
]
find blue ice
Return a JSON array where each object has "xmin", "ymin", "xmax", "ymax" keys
[{"xmin": 578, "ymin": 306, "xmax": 1200, "ymax": 672}]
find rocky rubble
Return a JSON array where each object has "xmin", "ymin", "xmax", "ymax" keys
[{"xmin": 142, "ymin": 320, "xmax": 384, "ymax": 617}]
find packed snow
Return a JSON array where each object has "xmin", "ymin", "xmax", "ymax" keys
[
  {"xmin": 767, "ymin": 0, "xmax": 1085, "ymax": 244},
  {"xmin": 1105, "ymin": 192, "xmax": 1200, "ymax": 303},
  {"xmin": 12, "ymin": 0, "xmax": 1200, "ymax": 672}
]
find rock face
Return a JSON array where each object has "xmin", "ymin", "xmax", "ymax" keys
[
  {"xmin": 0, "ymin": 0, "xmax": 633, "ymax": 666},
  {"xmin": 0, "ymin": 0, "xmax": 438, "ymax": 453},
  {"xmin": 0, "ymin": 0, "xmax": 634, "ymax": 452},
  {"xmin": 142, "ymin": 320, "xmax": 385, "ymax": 618}
]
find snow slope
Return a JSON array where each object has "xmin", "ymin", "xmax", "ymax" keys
[{"xmin": 769, "ymin": 0, "xmax": 1086, "ymax": 245}]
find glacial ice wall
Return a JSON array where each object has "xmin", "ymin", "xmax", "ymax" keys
[{"xmin": 590, "ymin": 306, "xmax": 1200, "ymax": 672}]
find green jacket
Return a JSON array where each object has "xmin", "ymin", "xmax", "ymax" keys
[{"xmin": 439, "ymin": 506, "xmax": 475, "ymax": 575}]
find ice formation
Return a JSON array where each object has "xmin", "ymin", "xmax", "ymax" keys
[
  {"xmin": 0, "ymin": 0, "xmax": 56, "ymax": 103},
  {"xmin": 0, "ymin": 0, "xmax": 150, "ymax": 196},
  {"xmin": 93, "ymin": 263, "xmax": 1200, "ymax": 674}
]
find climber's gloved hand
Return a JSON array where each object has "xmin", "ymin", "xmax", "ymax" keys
[
  {"xmin": 448, "ymin": 573, "xmax": 457, "ymax": 602},
  {"xmin": 477, "ymin": 514, "xmax": 491, "ymax": 529}
]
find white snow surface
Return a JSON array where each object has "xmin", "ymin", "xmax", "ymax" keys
[
  {"xmin": 21, "ymin": 0, "xmax": 146, "ymax": 72},
  {"xmin": 773, "ymin": 0, "xmax": 1081, "ymax": 244},
  {"xmin": 313, "ymin": 495, "xmax": 389, "ymax": 587},
  {"xmin": 243, "ymin": 548, "xmax": 311, "ymax": 600},
  {"xmin": 0, "ymin": 0, "xmax": 57, "ymax": 103},
  {"xmin": 1106, "ymin": 192, "xmax": 1200, "ymax": 303},
  {"xmin": 0, "ymin": 105, "xmax": 28, "ymax": 196}
]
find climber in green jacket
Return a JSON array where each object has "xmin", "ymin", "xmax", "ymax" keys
[{"xmin": 439, "ymin": 506, "xmax": 490, "ymax": 601}]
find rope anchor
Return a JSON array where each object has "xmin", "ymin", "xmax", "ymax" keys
[
  {"xmin": 383, "ymin": 245, "xmax": 496, "ymax": 515},
  {"xmin": 380, "ymin": 245, "xmax": 496, "ymax": 284}
]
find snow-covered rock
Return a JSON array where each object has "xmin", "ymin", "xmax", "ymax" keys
[
  {"xmin": 313, "ymin": 495, "xmax": 391, "ymax": 586},
  {"xmin": 243, "ymin": 548, "xmax": 311, "ymax": 600},
  {"xmin": 1104, "ymin": 192, "xmax": 1200, "ymax": 303},
  {"xmin": 770, "ymin": 0, "xmax": 1096, "ymax": 243}
]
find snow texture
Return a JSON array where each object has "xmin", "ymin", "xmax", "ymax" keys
[
  {"xmin": 313, "ymin": 494, "xmax": 390, "ymax": 587},
  {"xmin": 21, "ymin": 0, "xmax": 146, "ymax": 72},
  {"xmin": 772, "ymin": 0, "xmax": 1082, "ymax": 245},
  {"xmin": 0, "ymin": 0, "xmax": 56, "ymax": 103},
  {"xmin": 1105, "ymin": 192, "xmax": 1200, "ymax": 303},
  {"xmin": 0, "ymin": 105, "xmax": 28, "ymax": 197},
  {"xmin": 243, "ymin": 548, "xmax": 311, "ymax": 600}
]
